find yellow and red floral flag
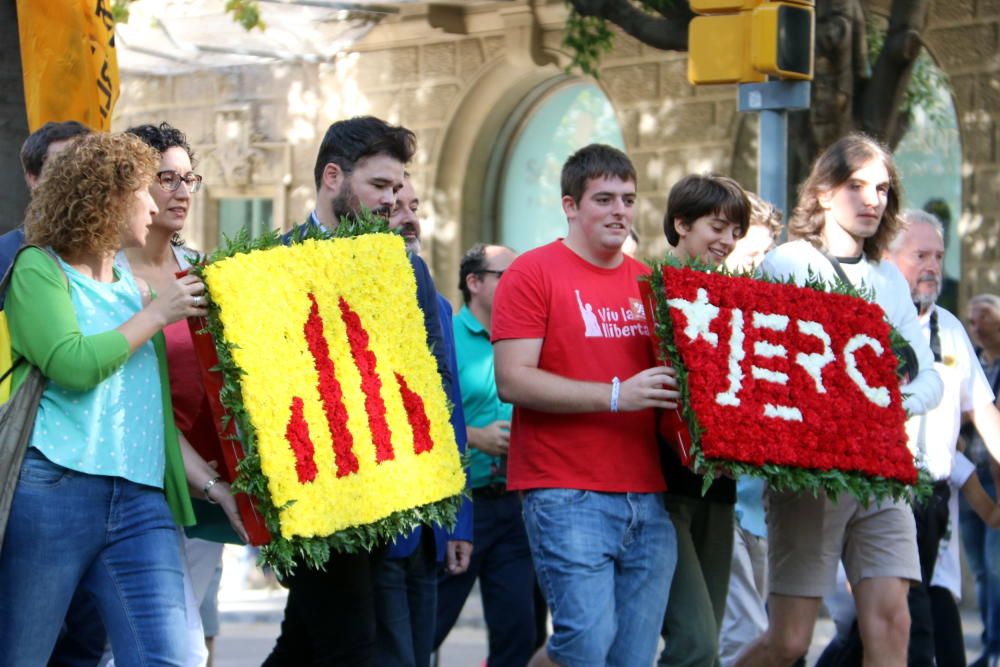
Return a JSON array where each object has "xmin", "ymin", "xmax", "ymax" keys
[{"xmin": 198, "ymin": 232, "xmax": 465, "ymax": 570}]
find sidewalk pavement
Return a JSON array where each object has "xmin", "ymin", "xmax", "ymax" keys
[
  {"xmin": 212, "ymin": 584, "xmax": 495, "ymax": 667},
  {"xmin": 210, "ymin": 583, "xmax": 870, "ymax": 666},
  {"xmin": 211, "ymin": 546, "xmax": 990, "ymax": 666}
]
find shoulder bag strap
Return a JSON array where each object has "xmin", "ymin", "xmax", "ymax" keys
[
  {"xmin": 817, "ymin": 248, "xmax": 855, "ymax": 289},
  {"xmin": 819, "ymin": 248, "xmax": 922, "ymax": 381},
  {"xmin": 0, "ymin": 244, "xmax": 69, "ymax": 383}
]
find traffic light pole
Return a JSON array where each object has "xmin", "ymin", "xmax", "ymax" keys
[
  {"xmin": 738, "ymin": 80, "xmax": 811, "ymax": 230},
  {"xmin": 758, "ymin": 109, "xmax": 787, "ymax": 216}
]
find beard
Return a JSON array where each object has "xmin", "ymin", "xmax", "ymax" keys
[
  {"xmin": 331, "ymin": 179, "xmax": 391, "ymax": 226},
  {"xmin": 399, "ymin": 223, "xmax": 421, "ymax": 252},
  {"xmin": 912, "ymin": 272, "xmax": 942, "ymax": 313}
]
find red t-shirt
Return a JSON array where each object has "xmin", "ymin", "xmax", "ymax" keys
[
  {"xmin": 491, "ymin": 241, "xmax": 665, "ymax": 493},
  {"xmin": 164, "ymin": 319, "xmax": 223, "ymax": 468}
]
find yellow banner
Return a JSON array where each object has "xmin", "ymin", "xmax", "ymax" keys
[{"xmin": 17, "ymin": 0, "xmax": 119, "ymax": 132}]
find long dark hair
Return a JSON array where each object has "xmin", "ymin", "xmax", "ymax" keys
[{"xmin": 790, "ymin": 132, "xmax": 903, "ymax": 259}]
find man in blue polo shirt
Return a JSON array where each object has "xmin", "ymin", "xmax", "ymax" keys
[{"xmin": 434, "ymin": 243, "xmax": 537, "ymax": 667}]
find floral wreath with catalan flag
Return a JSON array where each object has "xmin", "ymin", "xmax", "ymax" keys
[
  {"xmin": 191, "ymin": 215, "xmax": 465, "ymax": 574},
  {"xmin": 643, "ymin": 259, "xmax": 932, "ymax": 505}
]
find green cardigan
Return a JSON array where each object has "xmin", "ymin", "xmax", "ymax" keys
[{"xmin": 6, "ymin": 247, "xmax": 194, "ymax": 526}]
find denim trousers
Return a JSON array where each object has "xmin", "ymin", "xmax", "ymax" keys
[
  {"xmin": 49, "ymin": 587, "xmax": 107, "ymax": 667},
  {"xmin": 373, "ymin": 531, "xmax": 437, "ymax": 667},
  {"xmin": 0, "ymin": 449, "xmax": 186, "ymax": 667},
  {"xmin": 960, "ymin": 465, "xmax": 1000, "ymax": 655},
  {"xmin": 522, "ymin": 489, "xmax": 676, "ymax": 667},
  {"xmin": 435, "ymin": 492, "xmax": 536, "ymax": 667}
]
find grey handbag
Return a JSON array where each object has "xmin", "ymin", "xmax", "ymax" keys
[{"xmin": 0, "ymin": 245, "xmax": 65, "ymax": 548}]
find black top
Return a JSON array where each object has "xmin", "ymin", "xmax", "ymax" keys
[{"xmin": 659, "ymin": 436, "xmax": 736, "ymax": 504}]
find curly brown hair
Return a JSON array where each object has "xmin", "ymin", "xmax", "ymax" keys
[
  {"xmin": 789, "ymin": 132, "xmax": 903, "ymax": 259},
  {"xmin": 24, "ymin": 132, "xmax": 159, "ymax": 259},
  {"xmin": 746, "ymin": 191, "xmax": 783, "ymax": 240}
]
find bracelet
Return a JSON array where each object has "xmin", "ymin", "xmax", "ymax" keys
[
  {"xmin": 610, "ymin": 376, "xmax": 621, "ymax": 413},
  {"xmin": 202, "ymin": 476, "xmax": 223, "ymax": 503}
]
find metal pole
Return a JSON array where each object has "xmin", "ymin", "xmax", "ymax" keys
[
  {"xmin": 738, "ymin": 81, "xmax": 810, "ymax": 240},
  {"xmin": 758, "ymin": 108, "xmax": 788, "ymax": 227}
]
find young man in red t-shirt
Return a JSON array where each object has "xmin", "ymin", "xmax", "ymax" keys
[{"xmin": 492, "ymin": 144, "xmax": 680, "ymax": 667}]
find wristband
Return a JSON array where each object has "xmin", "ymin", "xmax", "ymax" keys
[
  {"xmin": 202, "ymin": 476, "xmax": 223, "ymax": 503},
  {"xmin": 610, "ymin": 376, "xmax": 621, "ymax": 413}
]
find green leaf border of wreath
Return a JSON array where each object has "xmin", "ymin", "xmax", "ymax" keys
[
  {"xmin": 190, "ymin": 210, "xmax": 465, "ymax": 576},
  {"xmin": 644, "ymin": 256, "xmax": 932, "ymax": 506}
]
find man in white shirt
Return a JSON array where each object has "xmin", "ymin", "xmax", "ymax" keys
[
  {"xmin": 887, "ymin": 211, "xmax": 1000, "ymax": 666},
  {"xmin": 814, "ymin": 209, "xmax": 1000, "ymax": 666},
  {"xmin": 736, "ymin": 134, "xmax": 943, "ymax": 667}
]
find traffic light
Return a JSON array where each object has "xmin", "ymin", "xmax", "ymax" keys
[
  {"xmin": 688, "ymin": 0, "xmax": 814, "ymax": 85},
  {"xmin": 688, "ymin": 8, "xmax": 765, "ymax": 85},
  {"xmin": 751, "ymin": 2, "xmax": 814, "ymax": 79}
]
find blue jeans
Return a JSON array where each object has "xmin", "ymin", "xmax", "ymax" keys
[
  {"xmin": 522, "ymin": 489, "xmax": 676, "ymax": 667},
  {"xmin": 50, "ymin": 588, "xmax": 107, "ymax": 667},
  {"xmin": 435, "ymin": 492, "xmax": 536, "ymax": 667},
  {"xmin": 0, "ymin": 449, "xmax": 186, "ymax": 667},
  {"xmin": 960, "ymin": 464, "xmax": 1000, "ymax": 655},
  {"xmin": 373, "ymin": 533, "xmax": 437, "ymax": 667}
]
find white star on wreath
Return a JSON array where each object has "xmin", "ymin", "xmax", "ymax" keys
[{"xmin": 668, "ymin": 288, "xmax": 719, "ymax": 347}]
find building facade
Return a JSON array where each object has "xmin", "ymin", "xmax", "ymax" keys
[{"xmin": 112, "ymin": 0, "xmax": 1000, "ymax": 307}]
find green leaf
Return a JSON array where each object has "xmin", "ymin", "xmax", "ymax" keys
[
  {"xmin": 563, "ymin": 7, "xmax": 615, "ymax": 77},
  {"xmin": 224, "ymin": 0, "xmax": 266, "ymax": 32}
]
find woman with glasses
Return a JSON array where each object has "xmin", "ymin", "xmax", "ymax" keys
[
  {"xmin": 117, "ymin": 122, "xmax": 247, "ymax": 667},
  {"xmin": 0, "ymin": 132, "xmax": 209, "ymax": 665}
]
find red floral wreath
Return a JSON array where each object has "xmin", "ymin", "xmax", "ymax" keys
[{"xmin": 646, "ymin": 265, "xmax": 921, "ymax": 502}]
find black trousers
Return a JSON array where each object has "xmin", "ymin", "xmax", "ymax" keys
[
  {"xmin": 263, "ymin": 545, "xmax": 388, "ymax": 667},
  {"xmin": 909, "ymin": 481, "xmax": 953, "ymax": 667},
  {"xmin": 929, "ymin": 584, "xmax": 967, "ymax": 667},
  {"xmin": 815, "ymin": 482, "xmax": 951, "ymax": 667}
]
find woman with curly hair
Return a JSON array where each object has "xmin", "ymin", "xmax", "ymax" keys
[{"xmin": 0, "ymin": 131, "xmax": 208, "ymax": 666}]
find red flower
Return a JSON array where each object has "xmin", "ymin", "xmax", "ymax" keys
[
  {"xmin": 395, "ymin": 372, "xmax": 433, "ymax": 455},
  {"xmin": 304, "ymin": 293, "xmax": 358, "ymax": 477},
  {"xmin": 339, "ymin": 297, "xmax": 394, "ymax": 463},
  {"xmin": 285, "ymin": 396, "xmax": 318, "ymax": 483}
]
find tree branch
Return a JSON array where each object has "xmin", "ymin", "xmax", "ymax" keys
[
  {"xmin": 568, "ymin": 0, "xmax": 690, "ymax": 51},
  {"xmin": 860, "ymin": 0, "xmax": 930, "ymax": 145}
]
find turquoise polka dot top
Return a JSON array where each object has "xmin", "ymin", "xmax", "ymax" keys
[{"xmin": 30, "ymin": 258, "xmax": 165, "ymax": 487}]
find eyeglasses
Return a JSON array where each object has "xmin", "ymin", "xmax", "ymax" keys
[
  {"xmin": 156, "ymin": 170, "xmax": 203, "ymax": 193},
  {"xmin": 478, "ymin": 269, "xmax": 505, "ymax": 279}
]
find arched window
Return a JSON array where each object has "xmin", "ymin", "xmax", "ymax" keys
[
  {"xmin": 893, "ymin": 57, "xmax": 962, "ymax": 311},
  {"xmin": 490, "ymin": 80, "xmax": 625, "ymax": 253}
]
